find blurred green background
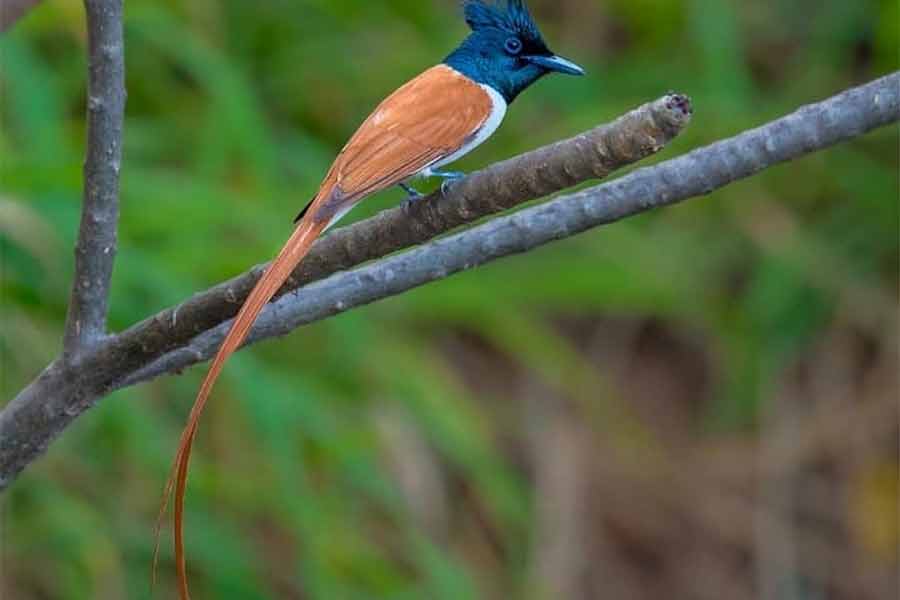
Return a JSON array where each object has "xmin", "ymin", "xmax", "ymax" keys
[{"xmin": 1, "ymin": 1, "xmax": 897, "ymax": 598}]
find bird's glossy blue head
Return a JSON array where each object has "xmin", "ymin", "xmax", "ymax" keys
[{"xmin": 445, "ymin": 0, "xmax": 584, "ymax": 103}]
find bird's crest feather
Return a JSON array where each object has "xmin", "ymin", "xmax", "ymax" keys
[{"xmin": 462, "ymin": 0, "xmax": 542, "ymax": 43}]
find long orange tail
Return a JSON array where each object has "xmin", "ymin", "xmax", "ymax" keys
[{"xmin": 154, "ymin": 214, "xmax": 328, "ymax": 599}]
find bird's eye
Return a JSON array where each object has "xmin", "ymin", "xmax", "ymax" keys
[{"xmin": 504, "ymin": 37, "xmax": 523, "ymax": 55}]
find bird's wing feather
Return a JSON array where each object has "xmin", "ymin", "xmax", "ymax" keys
[{"xmin": 325, "ymin": 64, "xmax": 494, "ymax": 203}]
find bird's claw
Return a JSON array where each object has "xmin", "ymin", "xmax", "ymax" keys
[
  {"xmin": 401, "ymin": 193, "xmax": 424, "ymax": 216},
  {"xmin": 438, "ymin": 173, "xmax": 465, "ymax": 197},
  {"xmin": 399, "ymin": 182, "xmax": 425, "ymax": 215},
  {"xmin": 440, "ymin": 179, "xmax": 456, "ymax": 197}
]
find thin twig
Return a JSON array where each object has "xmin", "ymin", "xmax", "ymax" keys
[
  {"xmin": 1, "ymin": 72, "xmax": 897, "ymax": 490},
  {"xmin": 62, "ymin": 0, "xmax": 125, "ymax": 355}
]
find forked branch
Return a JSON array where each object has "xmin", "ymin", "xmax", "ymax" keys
[{"xmin": 2, "ymin": 71, "xmax": 898, "ymax": 491}]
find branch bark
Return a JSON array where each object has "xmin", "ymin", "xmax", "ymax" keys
[
  {"xmin": 62, "ymin": 0, "xmax": 125, "ymax": 355},
  {"xmin": 0, "ymin": 93, "xmax": 691, "ymax": 490},
  {"xmin": 103, "ymin": 93, "xmax": 693, "ymax": 380},
  {"xmin": 122, "ymin": 71, "xmax": 899, "ymax": 387},
  {"xmin": 1, "ymin": 71, "xmax": 897, "ymax": 491}
]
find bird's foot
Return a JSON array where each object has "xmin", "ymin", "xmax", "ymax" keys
[
  {"xmin": 399, "ymin": 183, "xmax": 425, "ymax": 215},
  {"xmin": 440, "ymin": 179, "xmax": 458, "ymax": 197},
  {"xmin": 433, "ymin": 170, "xmax": 465, "ymax": 197}
]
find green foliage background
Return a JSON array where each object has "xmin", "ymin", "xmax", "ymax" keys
[{"xmin": 1, "ymin": 1, "xmax": 897, "ymax": 598}]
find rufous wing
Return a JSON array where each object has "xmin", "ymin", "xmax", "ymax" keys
[{"xmin": 315, "ymin": 64, "xmax": 494, "ymax": 212}]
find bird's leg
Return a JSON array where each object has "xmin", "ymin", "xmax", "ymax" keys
[
  {"xmin": 399, "ymin": 182, "xmax": 425, "ymax": 214},
  {"xmin": 430, "ymin": 170, "xmax": 466, "ymax": 196},
  {"xmin": 399, "ymin": 182, "xmax": 424, "ymax": 201}
]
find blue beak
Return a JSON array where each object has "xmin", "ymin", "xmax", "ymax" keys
[{"xmin": 526, "ymin": 54, "xmax": 585, "ymax": 76}]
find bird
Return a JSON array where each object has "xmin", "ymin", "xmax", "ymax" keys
[{"xmin": 157, "ymin": 1, "xmax": 583, "ymax": 597}]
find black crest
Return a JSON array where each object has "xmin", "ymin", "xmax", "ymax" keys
[{"xmin": 462, "ymin": 0, "xmax": 543, "ymax": 44}]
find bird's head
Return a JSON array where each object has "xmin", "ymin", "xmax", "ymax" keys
[{"xmin": 445, "ymin": 0, "xmax": 584, "ymax": 103}]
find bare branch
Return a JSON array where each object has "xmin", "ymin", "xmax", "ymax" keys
[
  {"xmin": 1, "ymin": 72, "xmax": 897, "ymax": 490},
  {"xmin": 103, "ymin": 93, "xmax": 693, "ymax": 379},
  {"xmin": 0, "ymin": 0, "xmax": 42, "ymax": 32},
  {"xmin": 121, "ymin": 72, "xmax": 899, "ymax": 388},
  {"xmin": 62, "ymin": 0, "xmax": 125, "ymax": 355},
  {"xmin": 0, "ymin": 93, "xmax": 691, "ymax": 490}
]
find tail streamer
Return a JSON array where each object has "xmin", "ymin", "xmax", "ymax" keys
[{"xmin": 153, "ymin": 216, "xmax": 328, "ymax": 599}]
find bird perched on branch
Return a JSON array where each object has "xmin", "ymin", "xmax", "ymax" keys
[{"xmin": 157, "ymin": 1, "xmax": 583, "ymax": 596}]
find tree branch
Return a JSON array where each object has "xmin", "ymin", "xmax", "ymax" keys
[
  {"xmin": 0, "ymin": 93, "xmax": 691, "ymax": 491},
  {"xmin": 101, "ymin": 93, "xmax": 693, "ymax": 380},
  {"xmin": 1, "ymin": 71, "xmax": 897, "ymax": 490},
  {"xmin": 121, "ymin": 71, "xmax": 899, "ymax": 388},
  {"xmin": 62, "ymin": 0, "xmax": 125, "ymax": 355}
]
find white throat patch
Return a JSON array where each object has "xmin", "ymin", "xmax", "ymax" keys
[{"xmin": 423, "ymin": 83, "xmax": 507, "ymax": 174}]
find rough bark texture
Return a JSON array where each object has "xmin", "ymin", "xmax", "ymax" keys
[
  {"xmin": 1, "ymin": 71, "xmax": 897, "ymax": 491},
  {"xmin": 108, "ymin": 93, "xmax": 693, "ymax": 381},
  {"xmin": 0, "ymin": 93, "xmax": 690, "ymax": 491},
  {"xmin": 121, "ymin": 72, "xmax": 899, "ymax": 388},
  {"xmin": 62, "ymin": 0, "xmax": 125, "ymax": 355}
]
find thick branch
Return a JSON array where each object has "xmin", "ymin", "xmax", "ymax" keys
[
  {"xmin": 122, "ymin": 72, "xmax": 900, "ymax": 387},
  {"xmin": 1, "ymin": 72, "xmax": 897, "ymax": 490},
  {"xmin": 1, "ymin": 94, "xmax": 691, "ymax": 490},
  {"xmin": 62, "ymin": 0, "xmax": 125, "ymax": 354},
  {"xmin": 86, "ymin": 93, "xmax": 693, "ymax": 380}
]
